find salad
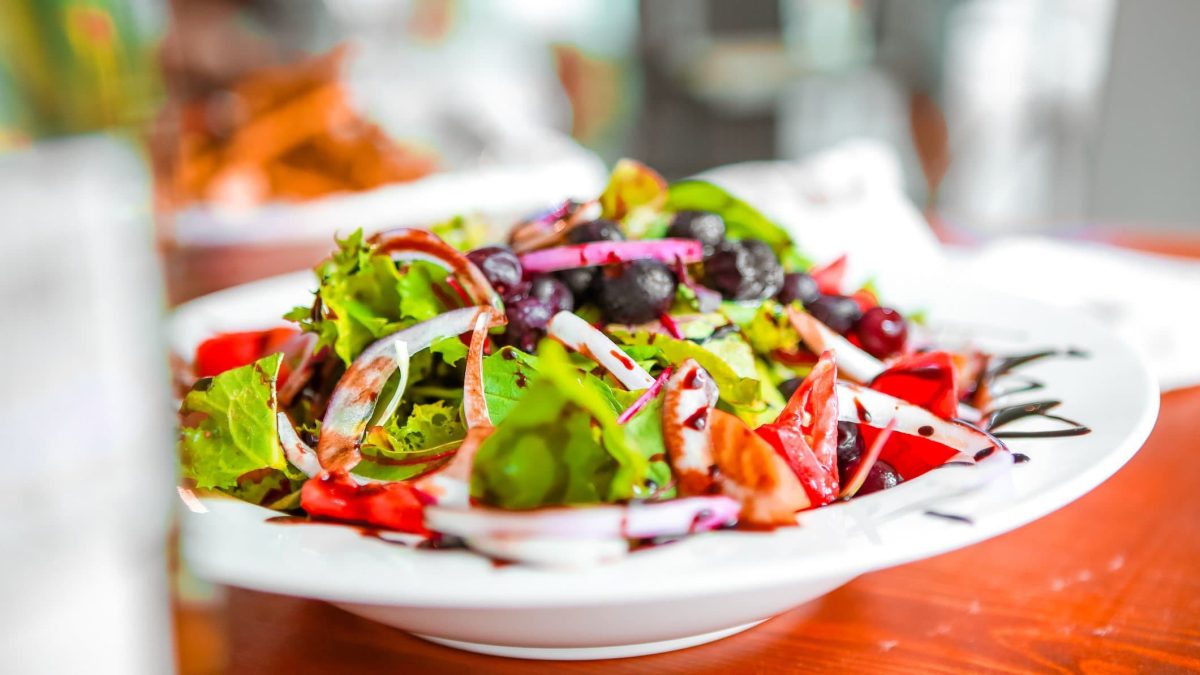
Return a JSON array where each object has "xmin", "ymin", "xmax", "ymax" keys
[{"xmin": 177, "ymin": 160, "xmax": 1088, "ymax": 566}]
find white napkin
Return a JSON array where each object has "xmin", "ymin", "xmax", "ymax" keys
[{"xmin": 703, "ymin": 141, "xmax": 1194, "ymax": 392}]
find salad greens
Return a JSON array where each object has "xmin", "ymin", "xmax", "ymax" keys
[
  {"xmin": 471, "ymin": 340, "xmax": 654, "ymax": 509},
  {"xmin": 176, "ymin": 157, "xmax": 1031, "ymax": 567},
  {"xmin": 284, "ymin": 231, "xmax": 457, "ymax": 366},
  {"xmin": 179, "ymin": 353, "xmax": 297, "ymax": 491}
]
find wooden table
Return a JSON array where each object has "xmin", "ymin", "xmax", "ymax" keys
[{"xmin": 172, "ymin": 235, "xmax": 1200, "ymax": 673}]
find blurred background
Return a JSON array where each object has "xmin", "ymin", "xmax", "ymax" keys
[{"xmin": 1, "ymin": 1, "xmax": 1198, "ymax": 673}]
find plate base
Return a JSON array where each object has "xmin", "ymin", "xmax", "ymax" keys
[{"xmin": 412, "ymin": 620, "xmax": 765, "ymax": 660}]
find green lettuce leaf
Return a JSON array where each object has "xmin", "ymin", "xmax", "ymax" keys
[
  {"xmin": 428, "ymin": 214, "xmax": 487, "ymax": 252},
  {"xmin": 221, "ymin": 468, "xmax": 303, "ymax": 509},
  {"xmin": 607, "ymin": 330, "xmax": 762, "ymax": 406},
  {"xmin": 471, "ymin": 341, "xmax": 653, "ymax": 509},
  {"xmin": 430, "ymin": 335, "xmax": 469, "ymax": 366},
  {"xmin": 179, "ymin": 353, "xmax": 293, "ymax": 490},
  {"xmin": 617, "ymin": 394, "xmax": 675, "ymax": 498},
  {"xmin": 286, "ymin": 230, "xmax": 457, "ymax": 366},
  {"xmin": 738, "ymin": 301, "xmax": 801, "ymax": 355},
  {"xmin": 355, "ymin": 400, "xmax": 466, "ymax": 481},
  {"xmin": 480, "ymin": 346, "xmax": 540, "ymax": 425}
]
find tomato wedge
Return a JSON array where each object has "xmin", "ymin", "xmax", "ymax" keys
[
  {"xmin": 300, "ymin": 471, "xmax": 433, "ymax": 535},
  {"xmin": 859, "ymin": 425, "xmax": 958, "ymax": 481},
  {"xmin": 756, "ymin": 351, "xmax": 840, "ymax": 507},
  {"xmin": 869, "ymin": 351, "xmax": 959, "ymax": 420},
  {"xmin": 809, "ymin": 254, "xmax": 848, "ymax": 295},
  {"xmin": 193, "ymin": 328, "xmax": 299, "ymax": 379}
]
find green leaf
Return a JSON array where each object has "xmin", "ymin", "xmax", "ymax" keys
[
  {"xmin": 179, "ymin": 354, "xmax": 289, "ymax": 490},
  {"xmin": 480, "ymin": 346, "xmax": 540, "ymax": 425},
  {"xmin": 668, "ymin": 180, "xmax": 790, "ymax": 250},
  {"xmin": 471, "ymin": 341, "xmax": 653, "ymax": 509},
  {"xmin": 739, "ymin": 301, "xmax": 801, "ymax": 355},
  {"xmin": 221, "ymin": 468, "xmax": 303, "ymax": 509},
  {"xmin": 607, "ymin": 330, "xmax": 762, "ymax": 406},
  {"xmin": 619, "ymin": 395, "xmax": 675, "ymax": 498},
  {"xmin": 428, "ymin": 215, "xmax": 487, "ymax": 252},
  {"xmin": 355, "ymin": 401, "xmax": 466, "ymax": 481},
  {"xmin": 286, "ymin": 230, "xmax": 459, "ymax": 366},
  {"xmin": 430, "ymin": 335, "xmax": 469, "ymax": 366}
]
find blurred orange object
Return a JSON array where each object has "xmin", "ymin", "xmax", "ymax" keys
[{"xmin": 167, "ymin": 47, "xmax": 436, "ymax": 208}]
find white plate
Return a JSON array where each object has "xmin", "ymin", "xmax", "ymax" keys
[{"xmin": 172, "ymin": 271, "xmax": 1158, "ymax": 660}]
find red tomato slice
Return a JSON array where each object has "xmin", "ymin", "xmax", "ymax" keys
[
  {"xmin": 760, "ymin": 350, "xmax": 840, "ymax": 506},
  {"xmin": 193, "ymin": 327, "xmax": 299, "ymax": 379},
  {"xmin": 754, "ymin": 425, "xmax": 838, "ymax": 507},
  {"xmin": 300, "ymin": 471, "xmax": 433, "ymax": 535},
  {"xmin": 869, "ymin": 351, "xmax": 959, "ymax": 419},
  {"xmin": 859, "ymin": 425, "xmax": 959, "ymax": 481},
  {"xmin": 809, "ymin": 254, "xmax": 848, "ymax": 295}
]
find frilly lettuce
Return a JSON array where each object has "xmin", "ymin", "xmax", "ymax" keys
[
  {"xmin": 355, "ymin": 400, "xmax": 466, "ymax": 481},
  {"xmin": 284, "ymin": 230, "xmax": 458, "ymax": 366}
]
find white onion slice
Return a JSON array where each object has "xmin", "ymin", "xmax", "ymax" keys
[
  {"xmin": 317, "ymin": 307, "xmax": 501, "ymax": 472},
  {"xmin": 464, "ymin": 536, "xmax": 630, "ymax": 568},
  {"xmin": 425, "ymin": 496, "xmax": 740, "ymax": 540},
  {"xmin": 836, "ymin": 382, "xmax": 998, "ymax": 455},
  {"xmin": 661, "ymin": 360, "xmax": 720, "ymax": 496},
  {"xmin": 277, "ymin": 412, "xmax": 321, "ymax": 478},
  {"xmin": 787, "ymin": 306, "xmax": 885, "ymax": 383},
  {"xmin": 547, "ymin": 311, "xmax": 655, "ymax": 390}
]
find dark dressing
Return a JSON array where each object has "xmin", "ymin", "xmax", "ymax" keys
[
  {"xmin": 924, "ymin": 510, "xmax": 974, "ymax": 525},
  {"xmin": 985, "ymin": 400, "xmax": 1062, "ymax": 430}
]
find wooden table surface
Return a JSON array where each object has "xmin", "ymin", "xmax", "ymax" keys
[{"xmin": 171, "ymin": 235, "xmax": 1200, "ymax": 674}]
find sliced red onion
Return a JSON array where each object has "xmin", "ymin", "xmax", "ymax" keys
[
  {"xmin": 462, "ymin": 311, "xmax": 493, "ymax": 429},
  {"xmin": 787, "ymin": 305, "xmax": 885, "ymax": 383},
  {"xmin": 662, "ymin": 360, "xmax": 720, "ymax": 496},
  {"xmin": 547, "ymin": 311, "xmax": 655, "ymax": 390},
  {"xmin": 277, "ymin": 332, "xmax": 318, "ymax": 407},
  {"xmin": 277, "ymin": 412, "xmax": 321, "ymax": 478},
  {"xmin": 519, "ymin": 239, "xmax": 704, "ymax": 275},
  {"xmin": 509, "ymin": 200, "xmax": 602, "ymax": 253},
  {"xmin": 836, "ymin": 381, "xmax": 999, "ymax": 456},
  {"xmin": 317, "ymin": 307, "xmax": 502, "ymax": 472},
  {"xmin": 370, "ymin": 228, "xmax": 503, "ymax": 311},
  {"xmin": 424, "ymin": 496, "xmax": 739, "ymax": 540},
  {"xmin": 616, "ymin": 367, "xmax": 672, "ymax": 425},
  {"xmin": 839, "ymin": 420, "xmax": 895, "ymax": 498},
  {"xmin": 658, "ymin": 313, "xmax": 683, "ymax": 340}
]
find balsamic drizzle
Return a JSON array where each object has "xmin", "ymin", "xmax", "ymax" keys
[
  {"xmin": 984, "ymin": 399, "xmax": 1090, "ymax": 439},
  {"xmin": 924, "ymin": 511, "xmax": 974, "ymax": 525},
  {"xmin": 987, "ymin": 348, "xmax": 1087, "ymax": 380},
  {"xmin": 985, "ymin": 400, "xmax": 1062, "ymax": 430},
  {"xmin": 968, "ymin": 348, "xmax": 1093, "ymax": 440}
]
